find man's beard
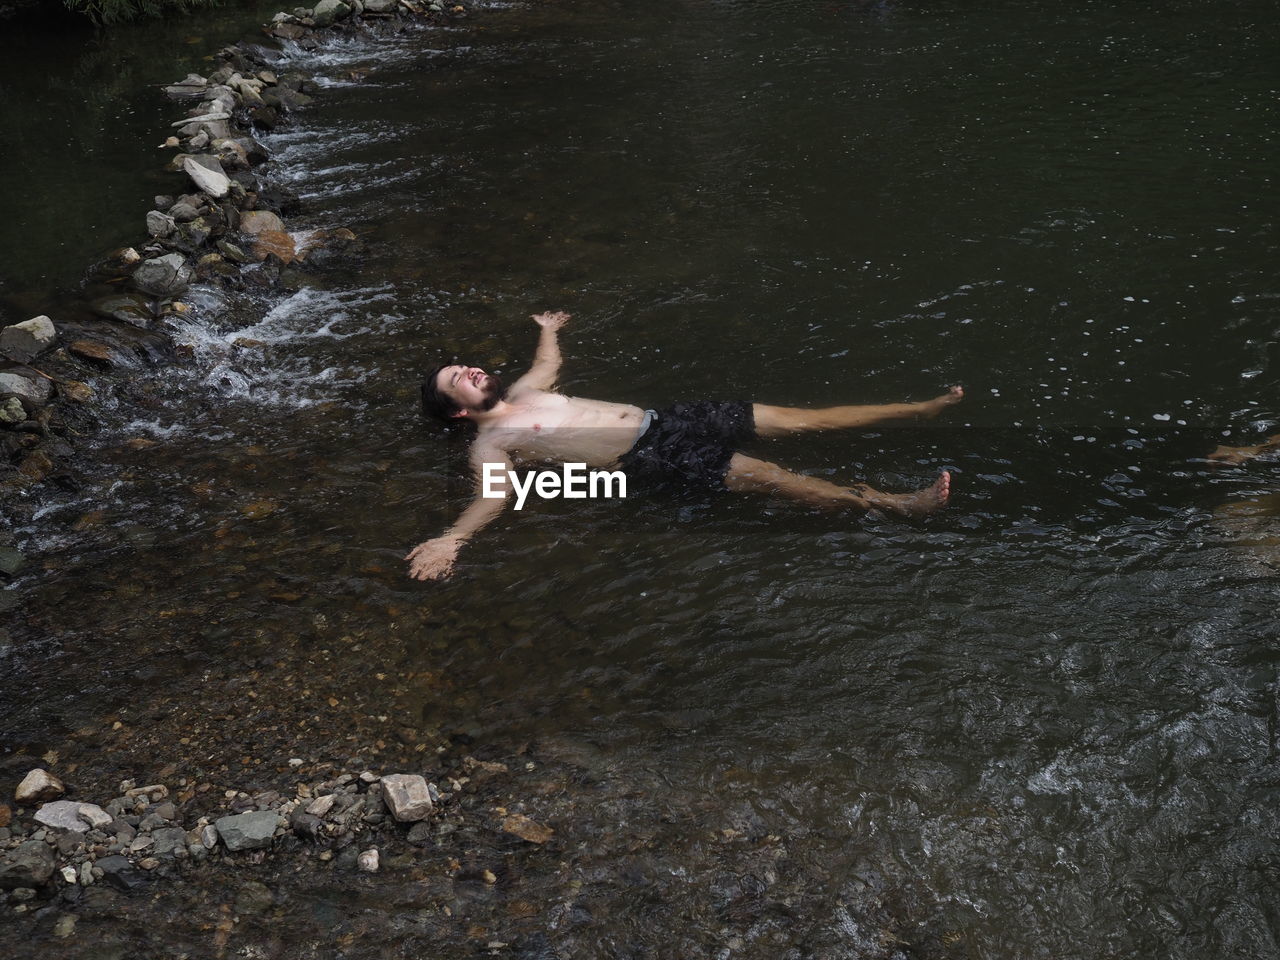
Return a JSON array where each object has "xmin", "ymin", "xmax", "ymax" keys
[{"xmin": 476, "ymin": 372, "xmax": 506, "ymax": 411}]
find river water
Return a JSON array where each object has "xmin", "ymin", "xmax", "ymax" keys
[{"xmin": 3, "ymin": 1, "xmax": 1279, "ymax": 957}]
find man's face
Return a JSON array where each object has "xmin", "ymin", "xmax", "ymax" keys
[{"xmin": 436, "ymin": 364, "xmax": 505, "ymax": 415}]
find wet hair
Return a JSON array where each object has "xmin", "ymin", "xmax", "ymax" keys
[{"xmin": 420, "ymin": 363, "xmax": 460, "ymax": 422}]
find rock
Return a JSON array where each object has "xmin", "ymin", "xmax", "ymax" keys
[
  {"xmin": 78, "ymin": 862, "xmax": 93, "ymax": 886},
  {"xmin": 253, "ymin": 230, "xmax": 297, "ymax": 263},
  {"xmin": 235, "ymin": 880, "xmax": 273, "ymax": 916},
  {"xmin": 151, "ymin": 827, "xmax": 187, "ymax": 858},
  {"xmin": 18, "ymin": 448, "xmax": 55, "ymax": 483},
  {"xmin": 0, "ymin": 397, "xmax": 24, "ymax": 424},
  {"xmin": 60, "ymin": 381, "xmax": 93, "ymax": 403},
  {"xmin": 380, "ymin": 774, "xmax": 433, "ymax": 823},
  {"xmin": 169, "ymin": 201, "xmax": 200, "ymax": 223},
  {"xmin": 0, "ymin": 805, "xmax": 9, "ymax": 828},
  {"xmin": 170, "ymin": 110, "xmax": 231, "ymax": 129},
  {"xmin": 132, "ymin": 253, "xmax": 192, "ymax": 298},
  {"xmin": 363, "ymin": 0, "xmax": 396, "ymax": 10},
  {"xmin": 305, "ymin": 794, "xmax": 336, "ymax": 818},
  {"xmin": 78, "ymin": 804, "xmax": 112, "ymax": 829},
  {"xmin": 214, "ymin": 810, "xmax": 279, "ymax": 851},
  {"xmin": 312, "ymin": 0, "xmax": 352, "ymax": 25},
  {"xmin": 96, "ymin": 855, "xmax": 145, "ymax": 892},
  {"xmin": 199, "ymin": 824, "xmax": 217, "ymax": 849},
  {"xmin": 0, "ymin": 548, "xmax": 24, "ymax": 578},
  {"xmin": 0, "ymin": 368, "xmax": 54, "ymax": 407},
  {"xmin": 35, "ymin": 800, "xmax": 93, "ymax": 832},
  {"xmin": 68, "ymin": 339, "xmax": 124, "ymax": 367},
  {"xmin": 124, "ymin": 784, "xmax": 167, "ymax": 801},
  {"xmin": 15, "ymin": 768, "xmax": 64, "ymax": 803},
  {"xmin": 182, "ymin": 156, "xmax": 231, "ymax": 199},
  {"xmin": 0, "ymin": 840, "xmax": 55, "ymax": 889},
  {"xmin": 90, "ymin": 293, "xmax": 153, "ymax": 327},
  {"xmin": 145, "ymin": 210, "xmax": 176, "ymax": 238},
  {"xmin": 288, "ymin": 810, "xmax": 323, "ymax": 839},
  {"xmin": 52, "ymin": 914, "xmax": 77, "ymax": 938},
  {"xmin": 406, "ymin": 822, "xmax": 432, "ymax": 845},
  {"xmin": 216, "ymin": 240, "xmax": 250, "ymax": 264},
  {"xmin": 501, "ymin": 813, "xmax": 554, "ymax": 844},
  {"xmin": 0, "ymin": 316, "xmax": 56, "ymax": 363},
  {"xmin": 239, "ymin": 210, "xmax": 285, "ymax": 235},
  {"xmin": 357, "ymin": 848, "xmax": 379, "ymax": 873},
  {"xmin": 151, "ymin": 801, "xmax": 176, "ymax": 820}
]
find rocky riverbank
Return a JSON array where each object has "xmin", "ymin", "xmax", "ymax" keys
[{"xmin": 0, "ymin": 0, "xmax": 465, "ymax": 579}]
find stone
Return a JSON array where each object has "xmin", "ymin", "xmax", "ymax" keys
[
  {"xmin": 95, "ymin": 855, "xmax": 144, "ymax": 892},
  {"xmin": 305, "ymin": 794, "xmax": 336, "ymax": 818},
  {"xmin": 288, "ymin": 810, "xmax": 323, "ymax": 839},
  {"xmin": 216, "ymin": 240, "xmax": 250, "ymax": 264},
  {"xmin": 0, "ymin": 548, "xmax": 24, "ymax": 578},
  {"xmin": 35, "ymin": 800, "xmax": 93, "ymax": 832},
  {"xmin": 406, "ymin": 822, "xmax": 432, "ymax": 845},
  {"xmin": 235, "ymin": 880, "xmax": 273, "ymax": 915},
  {"xmin": 151, "ymin": 827, "xmax": 187, "ymax": 858},
  {"xmin": 182, "ymin": 156, "xmax": 231, "ymax": 199},
  {"xmin": 0, "ymin": 840, "xmax": 55, "ymax": 889},
  {"xmin": 77, "ymin": 804, "xmax": 112, "ymax": 829},
  {"xmin": 0, "ymin": 397, "xmax": 24, "ymax": 424},
  {"xmin": 151, "ymin": 801, "xmax": 176, "ymax": 820},
  {"xmin": 214, "ymin": 811, "xmax": 279, "ymax": 851},
  {"xmin": 170, "ymin": 110, "xmax": 231, "ymax": 129},
  {"xmin": 15, "ymin": 768, "xmax": 64, "ymax": 803},
  {"xmin": 60, "ymin": 866, "xmax": 77, "ymax": 884},
  {"xmin": 78, "ymin": 862, "xmax": 93, "ymax": 886},
  {"xmin": 357, "ymin": 848, "xmax": 379, "ymax": 873},
  {"xmin": 132, "ymin": 253, "xmax": 192, "ymax": 297},
  {"xmin": 501, "ymin": 813, "xmax": 554, "ymax": 844},
  {"xmin": 0, "ymin": 805, "xmax": 9, "ymax": 828},
  {"xmin": 169, "ymin": 201, "xmax": 200, "ymax": 223},
  {"xmin": 0, "ymin": 368, "xmax": 53, "ymax": 407},
  {"xmin": 239, "ymin": 210, "xmax": 285, "ymax": 235},
  {"xmin": 312, "ymin": 0, "xmax": 352, "ymax": 25},
  {"xmin": 91, "ymin": 293, "xmax": 153, "ymax": 327},
  {"xmin": 199, "ymin": 824, "xmax": 217, "ymax": 849},
  {"xmin": 0, "ymin": 316, "xmax": 56, "ymax": 363},
  {"xmin": 380, "ymin": 774, "xmax": 433, "ymax": 823},
  {"xmin": 52, "ymin": 914, "xmax": 77, "ymax": 938},
  {"xmin": 253, "ymin": 230, "xmax": 297, "ymax": 263},
  {"xmin": 146, "ymin": 210, "xmax": 176, "ymax": 238},
  {"xmin": 363, "ymin": 0, "xmax": 396, "ymax": 10}
]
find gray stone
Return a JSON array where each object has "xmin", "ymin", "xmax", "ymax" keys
[
  {"xmin": 151, "ymin": 827, "xmax": 187, "ymax": 858},
  {"xmin": 214, "ymin": 810, "xmax": 279, "ymax": 851},
  {"xmin": 234, "ymin": 880, "xmax": 273, "ymax": 915},
  {"xmin": 0, "ymin": 547, "xmax": 24, "ymax": 578},
  {"xmin": 132, "ymin": 254, "xmax": 192, "ymax": 298},
  {"xmin": 15, "ymin": 768, "xmax": 64, "ymax": 803},
  {"xmin": 0, "ymin": 316, "xmax": 56, "ymax": 363},
  {"xmin": 305, "ymin": 793, "xmax": 336, "ymax": 818},
  {"xmin": 169, "ymin": 201, "xmax": 200, "ymax": 223},
  {"xmin": 35, "ymin": 800, "xmax": 92, "ymax": 832},
  {"xmin": 312, "ymin": 0, "xmax": 351, "ymax": 25},
  {"xmin": 0, "ymin": 840, "xmax": 55, "ymax": 889},
  {"xmin": 363, "ymin": 0, "xmax": 396, "ymax": 10},
  {"xmin": 380, "ymin": 774, "xmax": 433, "ymax": 823},
  {"xmin": 145, "ymin": 210, "xmax": 176, "ymax": 238},
  {"xmin": 0, "ymin": 367, "xmax": 52, "ymax": 407},
  {"xmin": 357, "ymin": 848, "xmax": 379, "ymax": 873},
  {"xmin": 406, "ymin": 821, "xmax": 432, "ymax": 844},
  {"xmin": 199, "ymin": 824, "xmax": 218, "ymax": 849},
  {"xmin": 182, "ymin": 156, "xmax": 231, "ymax": 199},
  {"xmin": 95, "ymin": 855, "xmax": 145, "ymax": 892},
  {"xmin": 77, "ymin": 804, "xmax": 112, "ymax": 829}
]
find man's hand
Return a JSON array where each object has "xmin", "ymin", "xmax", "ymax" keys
[
  {"xmin": 532, "ymin": 310, "xmax": 570, "ymax": 331},
  {"xmin": 405, "ymin": 537, "xmax": 461, "ymax": 581}
]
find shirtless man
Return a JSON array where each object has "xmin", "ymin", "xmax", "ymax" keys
[{"xmin": 406, "ymin": 311, "xmax": 962, "ymax": 580}]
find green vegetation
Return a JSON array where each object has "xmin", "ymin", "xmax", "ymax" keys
[{"xmin": 63, "ymin": 0, "xmax": 222, "ymax": 25}]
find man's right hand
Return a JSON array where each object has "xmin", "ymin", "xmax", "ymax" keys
[
  {"xmin": 405, "ymin": 537, "xmax": 461, "ymax": 581},
  {"xmin": 531, "ymin": 310, "xmax": 570, "ymax": 330}
]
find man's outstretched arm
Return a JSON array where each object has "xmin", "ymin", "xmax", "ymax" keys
[
  {"xmin": 511, "ymin": 311, "xmax": 569, "ymax": 393},
  {"xmin": 405, "ymin": 446, "xmax": 513, "ymax": 581}
]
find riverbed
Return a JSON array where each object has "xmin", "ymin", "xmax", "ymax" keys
[{"xmin": 3, "ymin": 1, "xmax": 1279, "ymax": 957}]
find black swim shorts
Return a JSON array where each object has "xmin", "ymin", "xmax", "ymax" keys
[{"xmin": 619, "ymin": 400, "xmax": 756, "ymax": 495}]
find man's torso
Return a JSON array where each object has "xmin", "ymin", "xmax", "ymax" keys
[{"xmin": 479, "ymin": 390, "xmax": 647, "ymax": 468}]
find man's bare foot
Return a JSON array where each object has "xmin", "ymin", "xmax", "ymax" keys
[
  {"xmin": 922, "ymin": 385, "xmax": 964, "ymax": 418},
  {"xmin": 856, "ymin": 471, "xmax": 951, "ymax": 518}
]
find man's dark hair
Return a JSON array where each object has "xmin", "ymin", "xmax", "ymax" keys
[{"xmin": 420, "ymin": 363, "xmax": 460, "ymax": 422}]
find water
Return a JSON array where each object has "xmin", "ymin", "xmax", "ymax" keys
[{"xmin": 3, "ymin": 1, "xmax": 1279, "ymax": 956}]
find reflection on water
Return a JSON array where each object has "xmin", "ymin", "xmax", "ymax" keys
[{"xmin": 4, "ymin": 0, "xmax": 1280, "ymax": 957}]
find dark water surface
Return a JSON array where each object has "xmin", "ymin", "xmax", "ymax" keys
[{"xmin": 4, "ymin": 1, "xmax": 1280, "ymax": 957}]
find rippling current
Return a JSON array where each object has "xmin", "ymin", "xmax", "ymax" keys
[{"xmin": 4, "ymin": 1, "xmax": 1279, "ymax": 956}]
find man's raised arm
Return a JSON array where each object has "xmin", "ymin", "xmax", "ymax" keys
[
  {"xmin": 405, "ymin": 444, "xmax": 513, "ymax": 581},
  {"xmin": 511, "ymin": 311, "xmax": 569, "ymax": 393}
]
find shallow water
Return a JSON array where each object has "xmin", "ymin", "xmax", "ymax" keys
[{"xmin": 4, "ymin": 0, "xmax": 1280, "ymax": 956}]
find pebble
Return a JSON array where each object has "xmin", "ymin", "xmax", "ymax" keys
[
  {"xmin": 357, "ymin": 848, "xmax": 379, "ymax": 873},
  {"xmin": 15, "ymin": 768, "xmax": 65, "ymax": 804}
]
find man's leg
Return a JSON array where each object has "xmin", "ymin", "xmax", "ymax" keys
[
  {"xmin": 753, "ymin": 385, "xmax": 962, "ymax": 438},
  {"xmin": 723, "ymin": 454, "xmax": 950, "ymax": 518}
]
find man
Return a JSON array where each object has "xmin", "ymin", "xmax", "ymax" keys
[{"xmin": 407, "ymin": 311, "xmax": 963, "ymax": 580}]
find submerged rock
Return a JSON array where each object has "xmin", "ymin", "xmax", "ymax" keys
[
  {"xmin": 91, "ymin": 293, "xmax": 154, "ymax": 327},
  {"xmin": 0, "ymin": 316, "xmax": 56, "ymax": 364},
  {"xmin": 0, "ymin": 546, "xmax": 24, "ymax": 578},
  {"xmin": 239, "ymin": 210, "xmax": 285, "ymax": 235},
  {"xmin": 95, "ymin": 854, "xmax": 145, "ymax": 892},
  {"xmin": 15, "ymin": 768, "xmax": 64, "ymax": 803}
]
